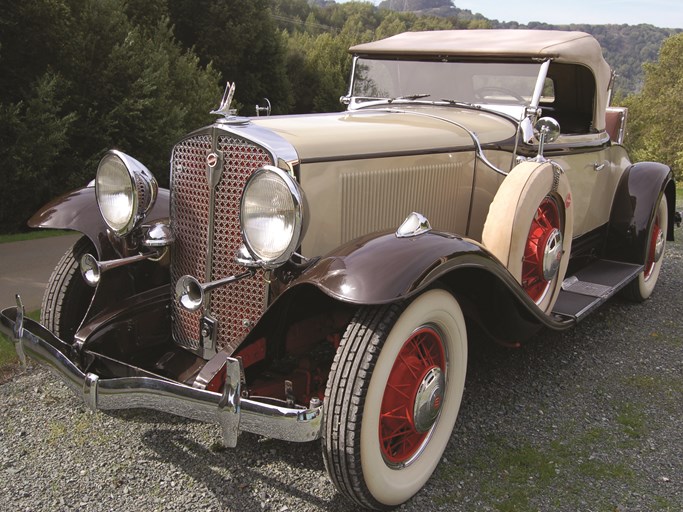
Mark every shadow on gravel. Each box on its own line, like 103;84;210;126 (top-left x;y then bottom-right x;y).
432;256;683;510
140;429;333;510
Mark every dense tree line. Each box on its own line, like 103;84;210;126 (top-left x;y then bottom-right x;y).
625;33;683;178
0;0;220;232
0;0;679;232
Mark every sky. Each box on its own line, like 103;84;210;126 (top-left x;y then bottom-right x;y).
337;1;683;29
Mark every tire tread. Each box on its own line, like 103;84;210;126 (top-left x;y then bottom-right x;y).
322;302;404;510
40;236;95;340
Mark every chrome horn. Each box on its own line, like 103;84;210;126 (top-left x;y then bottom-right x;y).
80;251;163;287
175;270;255;312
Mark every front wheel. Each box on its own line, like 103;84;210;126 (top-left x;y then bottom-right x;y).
40;236;96;341
322;288;467;510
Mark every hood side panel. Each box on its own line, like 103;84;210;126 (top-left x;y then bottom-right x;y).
300;152;475;257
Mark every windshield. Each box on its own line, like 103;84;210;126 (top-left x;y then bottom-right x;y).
351;58;546;110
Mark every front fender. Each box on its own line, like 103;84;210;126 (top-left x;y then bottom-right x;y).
28;185;170;259
290;230;572;331
606;162;675;264
236;230;575;353
294;230;491;304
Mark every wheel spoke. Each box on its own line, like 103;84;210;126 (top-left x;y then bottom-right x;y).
521;197;560;303
380;326;446;464
385;381;413;400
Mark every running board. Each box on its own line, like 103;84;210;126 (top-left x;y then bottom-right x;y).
552;260;643;321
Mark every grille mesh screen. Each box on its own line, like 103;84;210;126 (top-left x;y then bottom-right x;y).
170;133;270;353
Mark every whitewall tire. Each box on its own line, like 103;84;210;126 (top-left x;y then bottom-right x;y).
624;194;668;302
482;161;573;313
322;289;467;510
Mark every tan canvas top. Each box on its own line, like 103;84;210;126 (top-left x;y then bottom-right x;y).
350;30;612;129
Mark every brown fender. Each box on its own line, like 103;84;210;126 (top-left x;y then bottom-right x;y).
251;227;571;338
606;162;675;264
28;185;170;259
293;231;491;304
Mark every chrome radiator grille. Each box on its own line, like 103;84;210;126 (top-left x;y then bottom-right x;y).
170;132;271;354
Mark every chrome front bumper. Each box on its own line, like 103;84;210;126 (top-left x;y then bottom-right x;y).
0;298;322;447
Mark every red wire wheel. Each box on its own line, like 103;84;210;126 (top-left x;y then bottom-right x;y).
323;289;468;508
521;196;562;304
379;326;446;466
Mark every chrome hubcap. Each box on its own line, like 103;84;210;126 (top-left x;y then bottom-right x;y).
412;367;445;433
542;228;563;280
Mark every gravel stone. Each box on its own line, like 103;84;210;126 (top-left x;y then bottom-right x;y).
1;223;681;511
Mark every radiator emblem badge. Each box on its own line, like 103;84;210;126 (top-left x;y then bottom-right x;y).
206;152;218;168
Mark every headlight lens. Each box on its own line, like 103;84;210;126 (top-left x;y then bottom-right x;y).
95;150;157;235
240;165;304;268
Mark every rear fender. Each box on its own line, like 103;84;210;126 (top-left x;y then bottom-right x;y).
606;162;675;264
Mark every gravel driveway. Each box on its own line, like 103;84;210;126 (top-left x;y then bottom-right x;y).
1;228;681;512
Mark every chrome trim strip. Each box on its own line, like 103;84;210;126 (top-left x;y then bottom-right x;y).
204;135;222;285
385;108;510;176
0;307;323;447
211;122;301;169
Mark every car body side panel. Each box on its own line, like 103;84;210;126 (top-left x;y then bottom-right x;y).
466;150;509;242
516;133;623;239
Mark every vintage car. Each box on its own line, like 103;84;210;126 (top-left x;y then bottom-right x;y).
1;29;677;509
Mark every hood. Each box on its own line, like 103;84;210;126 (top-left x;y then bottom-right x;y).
251;106;517;162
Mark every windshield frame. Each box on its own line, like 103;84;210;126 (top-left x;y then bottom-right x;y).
344;55;552;121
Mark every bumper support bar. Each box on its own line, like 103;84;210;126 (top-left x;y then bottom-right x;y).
1;301;322;447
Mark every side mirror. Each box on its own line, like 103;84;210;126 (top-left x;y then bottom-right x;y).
533;117;561;162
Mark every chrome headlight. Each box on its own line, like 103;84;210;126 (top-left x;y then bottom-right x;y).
95;150;158;235
240;165;305;268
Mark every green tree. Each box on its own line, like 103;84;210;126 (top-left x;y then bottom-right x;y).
0;0;219;232
625;33;683;179
168;0;293;115
374;11;407;39
0;74;76;232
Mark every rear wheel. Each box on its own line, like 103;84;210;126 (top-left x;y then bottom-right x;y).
322;289;467;510
623;194;668;302
40;236;96;341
